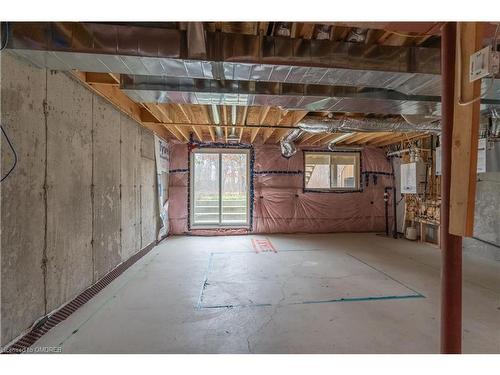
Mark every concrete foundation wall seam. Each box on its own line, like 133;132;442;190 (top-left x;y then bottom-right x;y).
1;52;159;346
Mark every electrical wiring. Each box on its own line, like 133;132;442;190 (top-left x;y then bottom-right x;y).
457;22;499;107
1;125;18;183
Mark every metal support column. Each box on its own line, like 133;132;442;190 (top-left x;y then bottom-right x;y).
440;22;463;354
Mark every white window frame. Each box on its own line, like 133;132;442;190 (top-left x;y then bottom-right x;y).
304;151;361;192
190;148;251;229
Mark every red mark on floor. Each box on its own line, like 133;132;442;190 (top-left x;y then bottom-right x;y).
251;238;277;253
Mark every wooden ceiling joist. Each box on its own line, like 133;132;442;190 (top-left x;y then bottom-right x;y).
208;126;216;142
72;71;171;141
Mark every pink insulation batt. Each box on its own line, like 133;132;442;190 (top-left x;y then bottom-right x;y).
168;142;394;235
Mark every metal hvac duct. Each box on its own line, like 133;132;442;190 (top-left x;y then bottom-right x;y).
1;22;452;98
120;74;445;115
298;116;441;133
279;116;441;157
6;22;499;104
280;128;303;158
327;133;357;150
491;108;500;137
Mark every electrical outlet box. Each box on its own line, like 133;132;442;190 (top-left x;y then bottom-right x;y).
470;46;500;82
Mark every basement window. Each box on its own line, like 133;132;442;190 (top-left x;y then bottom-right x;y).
190;148;250;228
304;151;360;191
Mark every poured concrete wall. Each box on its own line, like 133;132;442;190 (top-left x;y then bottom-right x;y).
45;70;94;312
463;172;500;261
1;52;159;345
0;51;47;348
120;115;142;261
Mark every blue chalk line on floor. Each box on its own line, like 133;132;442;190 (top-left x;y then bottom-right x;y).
196;250;425;310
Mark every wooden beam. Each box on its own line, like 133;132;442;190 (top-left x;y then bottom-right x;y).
250;128;260;143
174;125;191;142
241;106;249;126
334;132;359;144
208;126;216;142
363;132;400;144
310;133;333;145
298;132;317;145
85;72;119;85
262;128;275;143
272;128;290;143
257;22;269;35
369;133;405;146
140;108;160;123
343;132;378;144
259;106;271;125
290;110;309;125
146;122;304;130
238;128;243;143
161;125;183;142
176;104;191;123
191;125;204;142
71;71;170;141
449;22;483;236
152;104;174;123
298;23;315;39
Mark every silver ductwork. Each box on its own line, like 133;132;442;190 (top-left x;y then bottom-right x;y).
491;108;500;137
120;74;446;115
2;22;451;98
298;116;441;133
327;133;356;150
346;28;368;43
6;22;499;109
280;128;303;158
279;116;441;157
119;74;500;115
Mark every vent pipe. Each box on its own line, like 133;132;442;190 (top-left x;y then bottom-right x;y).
346;28;368;43
327;133;356;150
211;104;223;139
280;116;442;157
491;108;500;137
280;129;303;158
298;116;441;133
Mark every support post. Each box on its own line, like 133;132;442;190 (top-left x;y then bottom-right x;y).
449;22;482;236
440;22;463;354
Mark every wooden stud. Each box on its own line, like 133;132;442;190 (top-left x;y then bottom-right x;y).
449;22;483;236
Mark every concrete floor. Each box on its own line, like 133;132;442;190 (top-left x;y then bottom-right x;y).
33;233;500;353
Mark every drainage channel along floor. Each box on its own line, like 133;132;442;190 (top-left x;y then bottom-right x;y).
32;233;500;354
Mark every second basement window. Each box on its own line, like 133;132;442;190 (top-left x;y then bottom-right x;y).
304;151;360;191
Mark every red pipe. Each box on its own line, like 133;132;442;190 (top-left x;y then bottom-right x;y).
440;22;463;354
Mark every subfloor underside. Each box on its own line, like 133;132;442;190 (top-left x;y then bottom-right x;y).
33;233;500;353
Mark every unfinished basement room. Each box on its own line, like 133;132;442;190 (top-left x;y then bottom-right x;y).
1;5;500;367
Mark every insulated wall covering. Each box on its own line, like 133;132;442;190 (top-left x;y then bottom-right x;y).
168;142;393;235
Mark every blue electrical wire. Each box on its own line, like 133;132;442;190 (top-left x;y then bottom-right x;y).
1;125;18;183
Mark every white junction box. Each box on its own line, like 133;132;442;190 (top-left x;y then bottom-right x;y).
469;46;500;82
400;162;427;195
